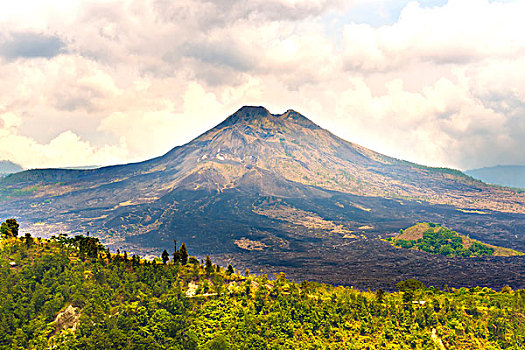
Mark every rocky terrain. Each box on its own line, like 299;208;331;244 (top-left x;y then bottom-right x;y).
1;106;524;289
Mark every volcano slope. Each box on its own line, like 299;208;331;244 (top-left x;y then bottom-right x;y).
1;106;524;290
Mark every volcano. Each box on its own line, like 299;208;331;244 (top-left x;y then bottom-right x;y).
2;106;524;289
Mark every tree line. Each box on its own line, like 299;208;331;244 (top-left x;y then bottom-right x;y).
0;218;524;349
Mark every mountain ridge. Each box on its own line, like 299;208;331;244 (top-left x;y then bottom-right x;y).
1;106;524;289
5;106;522;212
466;165;525;189
0;160;23;175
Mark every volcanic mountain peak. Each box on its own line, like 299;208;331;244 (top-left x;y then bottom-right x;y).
212;106;320;132
4;106;524;214
232;105;270;118
1;106;525;289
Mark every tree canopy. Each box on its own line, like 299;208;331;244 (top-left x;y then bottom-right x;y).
0;229;523;349
0;218;19;238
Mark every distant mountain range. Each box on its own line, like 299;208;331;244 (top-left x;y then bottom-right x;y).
0;161;100;175
466;165;525;189
0;160;23;175
1;106;524;289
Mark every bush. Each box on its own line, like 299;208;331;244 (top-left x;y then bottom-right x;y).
396;279;426;292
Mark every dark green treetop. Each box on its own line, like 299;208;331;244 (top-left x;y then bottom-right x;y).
205;254;213;275
161;249;169;264
396;279;426;292
179;242;188;265
0;218;19;238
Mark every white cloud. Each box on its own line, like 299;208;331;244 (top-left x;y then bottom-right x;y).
0;113;125;168
0;0;524;170
343;0;525;71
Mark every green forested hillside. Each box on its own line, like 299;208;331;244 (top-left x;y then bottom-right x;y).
0;228;524;349
389;223;523;257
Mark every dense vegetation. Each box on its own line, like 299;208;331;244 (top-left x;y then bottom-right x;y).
1;220;524;349
390;223;497;257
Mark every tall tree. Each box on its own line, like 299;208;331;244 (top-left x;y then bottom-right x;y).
132;254;140;266
6;219;19;237
179;243;188;265
173;239;180;263
161;249;169;264
205;254;213;275
375;288;385;303
75;235;101;260
0;218;19;239
23;233;33;247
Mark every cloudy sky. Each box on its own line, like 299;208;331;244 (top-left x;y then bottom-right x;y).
1;0;524;170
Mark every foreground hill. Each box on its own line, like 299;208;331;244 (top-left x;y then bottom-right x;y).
1;234;523;349
1;106;524;289
466;165;525;189
390;223;523;257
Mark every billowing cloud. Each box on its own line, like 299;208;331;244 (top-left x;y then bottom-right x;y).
152;0;345;28
0;0;524;170
342;0;525;72
0;112;126;168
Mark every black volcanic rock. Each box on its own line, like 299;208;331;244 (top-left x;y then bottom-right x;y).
1;106;525;290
